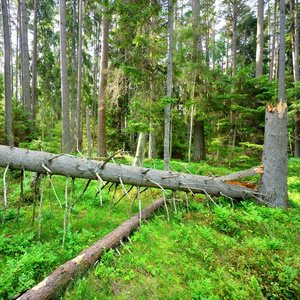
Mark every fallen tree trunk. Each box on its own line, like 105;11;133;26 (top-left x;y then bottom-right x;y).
0;146;257;199
16;197;166;300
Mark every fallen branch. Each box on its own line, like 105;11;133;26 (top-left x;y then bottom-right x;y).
15;197;166;300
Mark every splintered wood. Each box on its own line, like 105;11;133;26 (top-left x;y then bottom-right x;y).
266;99;287;119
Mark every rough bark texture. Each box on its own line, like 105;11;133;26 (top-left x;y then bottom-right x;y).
60;0;72;153
0;146;256;199
256;0;264;77
257;105;289;207
76;0;83;152
269;0;277;80
21;0;31;116
31;0;38;128
258;0;289;208
193;119;206;161
164;0;173;171
97;6;109;157
293;0;300;157
16;197;166;300
1;0;13;146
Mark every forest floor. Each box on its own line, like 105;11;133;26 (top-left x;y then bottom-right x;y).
0;155;300;300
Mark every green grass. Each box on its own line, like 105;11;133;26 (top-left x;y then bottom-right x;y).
0;158;300;299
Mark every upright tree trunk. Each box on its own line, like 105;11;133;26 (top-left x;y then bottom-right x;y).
31;0;38;130
193;119;206;161
60;0;72;153
76;0;83;152
269;0;277;80
21;0;31;117
15;6;19;103
70;0;77;149
2;0;13;146
256;0;264;77
148;120;156;159
97;6;109;157
258;0;289;208
293;0;300;157
86;106;91;158
231;0;237;77
164;0;174;171
134;132;147;167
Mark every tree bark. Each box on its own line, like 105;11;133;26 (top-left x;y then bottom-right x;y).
256;0;264;77
164;0;173;171
231;0;238;77
293;0;300;157
193;119;206;161
134;132;147;167
257;0;289;208
15;197;166;300
21;0;31;117
60;0;72;153
1;0;14;146
148;120;156;159
70;0;77;150
31;0;38;129
0;145;257;199
97;6;109;157
269;0;277;80
76;0;83;152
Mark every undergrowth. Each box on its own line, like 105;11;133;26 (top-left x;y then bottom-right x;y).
0;157;299;299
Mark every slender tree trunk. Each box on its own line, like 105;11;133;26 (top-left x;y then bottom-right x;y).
86;106;91;158
269;0;277;80
70;0;77;150
134;132;147;167
256;0;264;77
21;0;31;117
258;0;289;208
60;0;72;153
93;21;99;152
293;0;300;157
164;0;174;171
2;0;13;146
148;120;156;159
231;0;237;77
32;0;38;130
15;8;19;103
76;0;83;152
97;6;109;157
